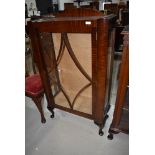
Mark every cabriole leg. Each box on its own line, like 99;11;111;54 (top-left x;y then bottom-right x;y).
107;132;113;140
47;106;55;118
99;126;104;136
32;95;46;123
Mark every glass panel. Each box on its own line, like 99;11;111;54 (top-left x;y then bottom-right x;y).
39;32;60;96
104;29;115;111
53;33;92;114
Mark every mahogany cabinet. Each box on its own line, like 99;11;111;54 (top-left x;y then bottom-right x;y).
28;9;116;136
108;26;129;139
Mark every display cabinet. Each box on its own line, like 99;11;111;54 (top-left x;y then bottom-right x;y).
108;26;129;139
28;8;116;135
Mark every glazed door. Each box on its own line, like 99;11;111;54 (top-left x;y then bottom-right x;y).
38;32;93;117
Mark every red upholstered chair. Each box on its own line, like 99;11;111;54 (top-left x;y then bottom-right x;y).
25;34;46;123
25;74;46;123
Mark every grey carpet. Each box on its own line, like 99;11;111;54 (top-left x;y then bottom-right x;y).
25;97;128;155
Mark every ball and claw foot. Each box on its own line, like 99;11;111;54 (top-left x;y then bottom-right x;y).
41;118;46;124
99;129;104;136
50;111;55;118
47;106;55;118
107;133;113;140
105;114;109;119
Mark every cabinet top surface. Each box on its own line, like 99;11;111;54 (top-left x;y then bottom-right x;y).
31;14;116;23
